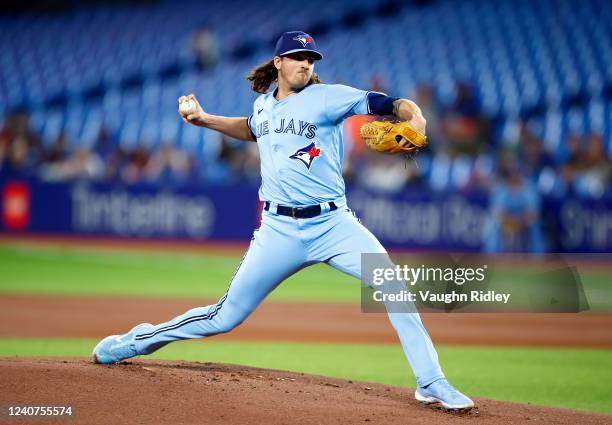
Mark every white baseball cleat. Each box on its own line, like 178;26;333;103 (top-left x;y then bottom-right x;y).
92;323;154;364
415;378;474;411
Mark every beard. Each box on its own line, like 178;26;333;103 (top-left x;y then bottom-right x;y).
290;71;311;89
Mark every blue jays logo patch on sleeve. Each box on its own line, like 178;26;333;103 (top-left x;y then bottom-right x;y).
289;142;321;170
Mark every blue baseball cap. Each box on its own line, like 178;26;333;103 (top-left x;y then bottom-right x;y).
274;31;323;60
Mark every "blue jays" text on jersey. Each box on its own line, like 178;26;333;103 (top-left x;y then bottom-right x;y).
248;84;372;207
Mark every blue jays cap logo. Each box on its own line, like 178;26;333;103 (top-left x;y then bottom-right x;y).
289;142;321;170
274;31;323;60
293;35;313;47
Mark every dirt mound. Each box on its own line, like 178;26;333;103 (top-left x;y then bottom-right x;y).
0;358;608;425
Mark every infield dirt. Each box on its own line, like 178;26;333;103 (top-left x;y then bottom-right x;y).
0;295;610;347
1;357;610;425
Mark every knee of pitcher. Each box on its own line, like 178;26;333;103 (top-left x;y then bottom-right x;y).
215;316;246;334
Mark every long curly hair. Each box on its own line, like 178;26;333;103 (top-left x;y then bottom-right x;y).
246;59;322;94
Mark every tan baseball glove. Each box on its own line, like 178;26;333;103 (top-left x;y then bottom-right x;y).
360;121;427;154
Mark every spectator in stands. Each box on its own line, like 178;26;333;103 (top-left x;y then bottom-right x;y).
571;133;612;198
93;127;116;162
5;136;31;173
485;159;544;253
41;132;69;164
59;148;105;181
452;81;480;118
0;115;16;164
192;27;220;70
191;134;257;184
414;83;446;154
0;137;5;172
192;133;230;184
145;145;193;186
121;145;151;184
443;82;491;157
0;123;13;172
39;135;105;182
368;74;388;94
561;133;597;196
517;122;555;182
0;112;41;174
465;154;496;193
342;114;374;185
38;132;68;181
239;142;261;183
340;75;393;184
221;136;261;183
90;127;128;183
357;151;416;193
561;133;585;184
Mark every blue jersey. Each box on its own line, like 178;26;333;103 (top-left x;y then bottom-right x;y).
490;180;540;217
248;83;371;206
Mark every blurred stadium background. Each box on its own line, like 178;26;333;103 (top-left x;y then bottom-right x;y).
1;0;612;417
0;0;610;252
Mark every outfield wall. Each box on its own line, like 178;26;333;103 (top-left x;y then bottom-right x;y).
1;176;612;252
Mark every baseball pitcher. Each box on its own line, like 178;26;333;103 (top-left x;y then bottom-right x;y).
93;31;474;411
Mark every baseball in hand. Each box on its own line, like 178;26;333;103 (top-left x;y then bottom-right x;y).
179;99;197;117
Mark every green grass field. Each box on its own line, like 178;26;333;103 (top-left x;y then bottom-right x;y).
1;246;610;309
1;244;611;414
0;246;358;302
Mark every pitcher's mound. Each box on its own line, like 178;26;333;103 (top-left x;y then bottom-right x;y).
0;357;607;425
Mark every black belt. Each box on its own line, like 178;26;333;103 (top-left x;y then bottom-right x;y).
264;201;337;219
